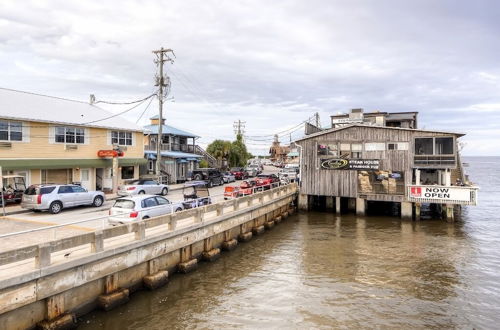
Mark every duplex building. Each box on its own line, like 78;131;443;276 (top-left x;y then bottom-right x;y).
296;109;478;221
0;88;145;192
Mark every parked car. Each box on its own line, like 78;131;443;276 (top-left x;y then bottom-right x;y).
278;168;299;182
222;171;236;183
230;167;247;180
190;168;224;187
117;179;169;197
21;184;105;214
108;195;183;225
255;174;279;190
244;165;260;177
1;175;26;204
182;181;211;209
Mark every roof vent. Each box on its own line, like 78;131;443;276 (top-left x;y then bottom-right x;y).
89;94;96;105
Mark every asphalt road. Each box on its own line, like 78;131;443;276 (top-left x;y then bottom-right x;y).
0;165;280;250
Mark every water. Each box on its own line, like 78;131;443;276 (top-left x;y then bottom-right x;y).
80;157;500;329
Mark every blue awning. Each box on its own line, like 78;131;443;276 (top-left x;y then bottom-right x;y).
146;153;157;160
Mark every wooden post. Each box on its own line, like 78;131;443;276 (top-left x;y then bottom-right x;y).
335;197;341;214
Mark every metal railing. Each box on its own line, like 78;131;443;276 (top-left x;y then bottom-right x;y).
0;182;297;272
414;155;456;167
144;144;196;153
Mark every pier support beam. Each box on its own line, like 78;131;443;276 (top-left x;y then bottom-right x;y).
335;197;341;214
401;202;412;219
348;198;356;212
415;203;421;221
444;204;454;222
356;198;366;216
298;193;309;210
326;196;334;210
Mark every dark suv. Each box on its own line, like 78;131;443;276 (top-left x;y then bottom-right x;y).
190;168;224;187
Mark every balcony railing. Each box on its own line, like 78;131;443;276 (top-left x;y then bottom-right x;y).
407;184;478;206
144;144;196;153
414;155;456;167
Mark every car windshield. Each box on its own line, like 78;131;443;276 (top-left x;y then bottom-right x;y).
113;199;135;209
230;168;241;171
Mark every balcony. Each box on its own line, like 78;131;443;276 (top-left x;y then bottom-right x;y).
407;185;478;206
144;143;195;153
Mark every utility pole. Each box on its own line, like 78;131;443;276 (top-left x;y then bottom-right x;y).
233;120;246;137
153;47;175;181
315;112;321;128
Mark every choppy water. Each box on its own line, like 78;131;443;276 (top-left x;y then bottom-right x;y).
80;157;500;329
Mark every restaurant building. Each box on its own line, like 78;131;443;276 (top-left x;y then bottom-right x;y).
296;109;478;221
0;88;146;192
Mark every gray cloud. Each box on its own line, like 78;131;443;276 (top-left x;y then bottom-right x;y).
0;0;499;155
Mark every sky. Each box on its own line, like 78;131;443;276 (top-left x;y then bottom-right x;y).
1;0;499;155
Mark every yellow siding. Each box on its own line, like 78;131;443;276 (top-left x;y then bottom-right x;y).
0;121;143;159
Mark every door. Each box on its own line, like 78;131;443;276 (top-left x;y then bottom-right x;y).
142;197;160;218
155;196;172;215
80;169;91;191
57;185;76;207
72;185;92;205
145;180;160;194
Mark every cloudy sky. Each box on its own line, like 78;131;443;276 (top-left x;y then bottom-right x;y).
1;0;499;155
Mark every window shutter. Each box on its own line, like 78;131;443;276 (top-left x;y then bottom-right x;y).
107;131;112;146
132;132;136;146
85;128;90;145
48;126;55;144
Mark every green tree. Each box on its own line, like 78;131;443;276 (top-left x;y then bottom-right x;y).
206;135;251;168
198;159;209;168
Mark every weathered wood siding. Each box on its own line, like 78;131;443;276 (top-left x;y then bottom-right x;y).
297;126;459;200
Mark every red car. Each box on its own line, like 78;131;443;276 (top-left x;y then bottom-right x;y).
255;174;279;190
230;167;247;180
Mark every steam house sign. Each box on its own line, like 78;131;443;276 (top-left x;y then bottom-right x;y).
320;159;380;170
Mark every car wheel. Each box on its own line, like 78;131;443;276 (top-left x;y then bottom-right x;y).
161;187;168;196
175;207;182;212
49;201;63;214
142;216;150;220
194;174;203;181
92;196;104;207
138;190;146;195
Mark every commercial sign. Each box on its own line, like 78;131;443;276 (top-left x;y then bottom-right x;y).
97;150;124;158
409;186;472;202
320;159;380;170
331;118;363;124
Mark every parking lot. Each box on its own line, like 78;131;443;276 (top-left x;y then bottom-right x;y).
0;166;280;251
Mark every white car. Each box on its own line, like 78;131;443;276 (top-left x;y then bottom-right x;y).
108;195;184;225
118;179;169;196
222;172;236;183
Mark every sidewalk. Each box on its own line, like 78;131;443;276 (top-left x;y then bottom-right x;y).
1;183;185;217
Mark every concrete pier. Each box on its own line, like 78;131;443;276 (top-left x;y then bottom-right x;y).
401;202;413;219
335;197;341;214
356;198;366;216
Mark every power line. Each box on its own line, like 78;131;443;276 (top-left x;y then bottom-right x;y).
135;96;155;124
94;94;156;105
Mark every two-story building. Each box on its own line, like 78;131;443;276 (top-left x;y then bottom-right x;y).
0;88;146;192
142;115;209;183
296;109;478;221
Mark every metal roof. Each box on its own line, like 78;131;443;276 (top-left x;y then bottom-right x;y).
143;124;199;138
0;87;144;131
144;150;203;159
295;124;465;142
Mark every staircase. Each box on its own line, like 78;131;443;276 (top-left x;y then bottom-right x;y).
194;145;220;168
451;153;466;184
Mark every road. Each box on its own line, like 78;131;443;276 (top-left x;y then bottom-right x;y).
0;166;280;251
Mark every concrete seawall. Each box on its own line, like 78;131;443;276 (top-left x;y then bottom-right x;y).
0;183;297;329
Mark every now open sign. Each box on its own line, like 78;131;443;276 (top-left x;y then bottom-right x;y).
409;185;471;202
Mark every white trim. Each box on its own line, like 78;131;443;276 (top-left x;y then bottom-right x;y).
48;126;55;144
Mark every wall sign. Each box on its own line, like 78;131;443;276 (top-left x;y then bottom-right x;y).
321;159;380;170
409;186;472;202
97;150;124;158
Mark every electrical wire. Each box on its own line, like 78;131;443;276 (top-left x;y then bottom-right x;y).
94;93;156;105
135;94;155;124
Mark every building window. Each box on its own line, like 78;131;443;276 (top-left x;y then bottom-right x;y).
162;135;170;144
56;126;85;144
111;131;133;146
365;142;385;151
388;142;409;150
0;120;23;141
121;166;134;179
435;137;453;155
415;138;433;155
339;143;362;158
317;143;338;156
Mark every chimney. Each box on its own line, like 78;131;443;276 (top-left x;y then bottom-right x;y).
89;94;96;105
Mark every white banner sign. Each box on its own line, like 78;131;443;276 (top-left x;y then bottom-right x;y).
409;186;472;202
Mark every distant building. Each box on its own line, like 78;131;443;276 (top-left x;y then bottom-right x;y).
269;134;290;163
331;108;418;129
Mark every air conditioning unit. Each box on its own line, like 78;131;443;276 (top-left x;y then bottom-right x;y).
0;142;12;149
65;144;78;150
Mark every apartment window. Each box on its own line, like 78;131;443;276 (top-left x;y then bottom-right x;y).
388;142;409;151
161;135;170;144
415;137;454;155
111;131;133;146
0;121;22;141
365;142;385;151
56;127;85;144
